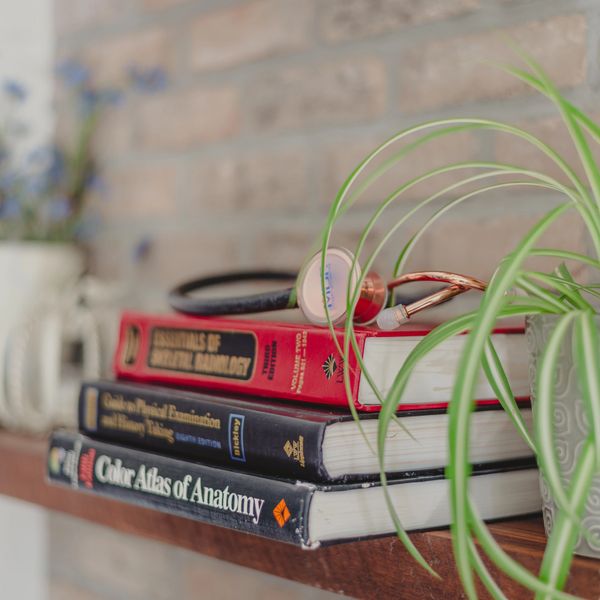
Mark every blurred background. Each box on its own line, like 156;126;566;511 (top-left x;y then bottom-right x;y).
0;0;595;598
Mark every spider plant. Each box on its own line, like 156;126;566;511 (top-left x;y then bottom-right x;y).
317;50;600;599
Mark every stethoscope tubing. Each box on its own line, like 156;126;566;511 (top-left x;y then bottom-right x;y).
168;269;452;318
168;271;297;316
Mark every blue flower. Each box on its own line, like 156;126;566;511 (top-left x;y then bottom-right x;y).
24;174;48;196
128;66;167;93
98;87;124;106
56;60;90;88
79;88;100;114
45;147;66;186
132;236;153;262
27;146;65;187
26;147;49;165
22;146;64;195
0;172;18;194
85;173;108;197
3;79;27;101
0;197;22;218
46;196;71;222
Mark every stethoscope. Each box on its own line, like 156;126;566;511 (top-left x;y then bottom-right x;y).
169;247;487;330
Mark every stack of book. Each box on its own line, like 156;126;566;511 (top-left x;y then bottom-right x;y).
47;311;541;547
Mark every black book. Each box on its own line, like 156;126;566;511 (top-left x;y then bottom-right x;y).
48;430;540;547
79;379;534;482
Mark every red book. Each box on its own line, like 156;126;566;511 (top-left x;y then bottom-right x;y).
114;311;529;412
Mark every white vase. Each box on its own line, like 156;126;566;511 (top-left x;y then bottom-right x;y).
0;242;88;429
0;241;84;319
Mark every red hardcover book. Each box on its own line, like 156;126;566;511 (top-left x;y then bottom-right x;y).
113;311;529;412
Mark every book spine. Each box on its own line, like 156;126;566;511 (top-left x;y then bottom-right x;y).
79;381;331;481
47;430;315;547
113;312;365;409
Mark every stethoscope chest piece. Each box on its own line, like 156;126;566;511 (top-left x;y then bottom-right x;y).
296;247;388;326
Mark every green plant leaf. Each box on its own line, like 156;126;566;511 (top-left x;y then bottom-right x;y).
378;467;441;579
340;176;570;424
481;338;535;450
468;500;579;600
529;249;600;270
340;173;585;423
525;269;600;306
468;537;507;600
536;440;596;599
448;203;573;599
314;54;600;598
516;276;570;313
573;313;600;467
374;302;548;585
497;66;600;148
503;52;600;213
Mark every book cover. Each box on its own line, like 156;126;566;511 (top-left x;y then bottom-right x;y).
48;429;313;546
47;430;539;548
79;379;533;483
80;379;331;481
114;311;527;412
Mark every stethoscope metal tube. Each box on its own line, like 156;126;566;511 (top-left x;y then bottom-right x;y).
376;271;488;330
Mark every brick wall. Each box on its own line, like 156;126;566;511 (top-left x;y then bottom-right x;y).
51;0;597;597
55;0;596;306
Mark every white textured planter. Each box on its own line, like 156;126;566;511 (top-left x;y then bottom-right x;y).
0;242;85;429
526;313;600;559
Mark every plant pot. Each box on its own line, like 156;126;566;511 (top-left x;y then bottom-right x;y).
0;241;85;429
526;313;600;559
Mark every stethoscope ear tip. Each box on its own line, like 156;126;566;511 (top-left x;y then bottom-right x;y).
376;306;409;331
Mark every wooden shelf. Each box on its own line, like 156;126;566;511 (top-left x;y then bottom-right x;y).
0;429;598;599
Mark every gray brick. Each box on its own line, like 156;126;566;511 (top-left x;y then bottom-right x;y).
322;129;477;206
246;58;386;132
93;162;180;220
398;14;587;113
141;0;186;11
81;28;175;86
493;112;600;185
189;145;308;214
319;0;479;43
54;0;130;35
187;0;311;72
135;86;240;151
422;206;589;280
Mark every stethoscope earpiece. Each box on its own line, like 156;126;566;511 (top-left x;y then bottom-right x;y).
377;273;487;330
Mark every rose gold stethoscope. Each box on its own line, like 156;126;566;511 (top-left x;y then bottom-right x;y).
170;246;487;330
293;247;487;330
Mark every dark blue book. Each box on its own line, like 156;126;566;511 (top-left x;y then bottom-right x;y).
79;379;534;482
48;430;540;547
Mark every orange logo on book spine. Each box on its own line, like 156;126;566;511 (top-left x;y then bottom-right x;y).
273;499;291;527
